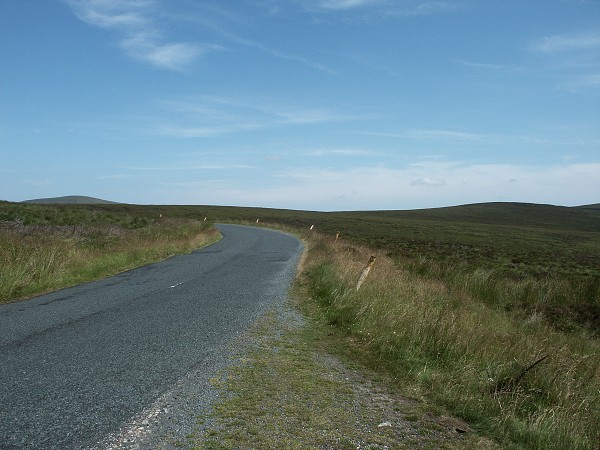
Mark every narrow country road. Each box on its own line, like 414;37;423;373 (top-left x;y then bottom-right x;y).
0;224;303;449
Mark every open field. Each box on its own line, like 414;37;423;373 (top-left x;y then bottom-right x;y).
58;200;598;335
4;200;599;332
2;199;599;448
300;232;599;449
87;201;600;277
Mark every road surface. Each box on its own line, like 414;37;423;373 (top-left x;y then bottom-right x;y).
0;224;302;449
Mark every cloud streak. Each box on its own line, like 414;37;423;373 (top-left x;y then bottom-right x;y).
312;0;384;10
361;129;488;142
532;32;600;53
530;31;600;92
154;96;358;138
66;0;209;71
411;177;446;186
126;164;255;171
304;0;463;16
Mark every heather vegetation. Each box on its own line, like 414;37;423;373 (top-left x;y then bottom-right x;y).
211;202;599;448
187;202;599;337
300;233;599;448
0;201;218;302
3;199;599;447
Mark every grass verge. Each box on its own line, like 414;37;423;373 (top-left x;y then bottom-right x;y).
198;292;494;449
0;211;219;303
301;233;600;449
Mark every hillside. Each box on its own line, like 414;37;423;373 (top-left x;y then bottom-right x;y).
577;203;600;211
23;195;118;205
345;202;600;232
15;199;600;231
5;200;599;279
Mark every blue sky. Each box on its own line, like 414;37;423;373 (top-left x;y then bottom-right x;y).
1;0;599;210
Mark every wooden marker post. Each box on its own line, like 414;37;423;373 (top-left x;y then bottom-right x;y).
356;256;376;291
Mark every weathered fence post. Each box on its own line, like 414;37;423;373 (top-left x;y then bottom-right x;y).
356;255;376;291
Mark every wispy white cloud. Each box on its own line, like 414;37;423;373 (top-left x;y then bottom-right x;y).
360;129;600;148
195;20;334;74
120;38;216;71
157;123;262;138
362;129;487;142
66;0;210;71
529;31;600;92
304;0;462;15
404;129;487;141
411;177;445;186
562;73;600;92
56;95;358;140
276;108;351;124
304;148;376;156
312;0;384;10
183;161;600;211
456;59;521;72
384;1;464;16
70;0;155;28
154;96;357;138
126;164;254;171
95;174;131;180
532;32;600;53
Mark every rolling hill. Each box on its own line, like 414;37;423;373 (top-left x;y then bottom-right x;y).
23;195;119;205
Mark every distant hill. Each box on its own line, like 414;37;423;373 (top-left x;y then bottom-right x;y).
576;203;600;211
346;202;600;232
23;196;119;205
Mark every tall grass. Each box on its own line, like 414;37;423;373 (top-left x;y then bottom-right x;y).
404;256;600;336
303;235;600;449
0;218;219;303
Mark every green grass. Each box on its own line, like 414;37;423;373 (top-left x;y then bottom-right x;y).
155;201;598;336
110;200;600;279
0;201;219;302
199;307;488;449
3;199;599;447
3;199;597;333
301;234;600;449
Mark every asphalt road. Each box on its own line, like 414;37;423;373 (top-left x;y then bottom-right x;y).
0;224;303;449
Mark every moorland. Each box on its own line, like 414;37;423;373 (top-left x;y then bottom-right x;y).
1;198;598;448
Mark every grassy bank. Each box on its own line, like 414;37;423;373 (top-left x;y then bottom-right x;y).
303;232;600;449
0;202;219;303
200;305;489;449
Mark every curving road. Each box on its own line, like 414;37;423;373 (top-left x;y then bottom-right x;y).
0;224;302;449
